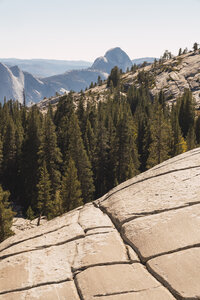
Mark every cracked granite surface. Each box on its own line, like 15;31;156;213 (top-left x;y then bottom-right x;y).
1;148;200;299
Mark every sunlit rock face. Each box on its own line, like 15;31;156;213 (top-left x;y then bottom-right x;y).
1;147;200;299
91;47;133;73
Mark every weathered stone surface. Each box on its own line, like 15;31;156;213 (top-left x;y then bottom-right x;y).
11;216;47;235
97;287;175;300
98;148;200;226
122;204;200;261
0;281;80;300
1;148;200;299
75;264;174;300
0;222;84;259
0;208;80;252
0;245;73;294
73;231;128;271
78;203;114;232
147;248;200;299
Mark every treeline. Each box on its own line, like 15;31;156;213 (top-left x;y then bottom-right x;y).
0;85;200;242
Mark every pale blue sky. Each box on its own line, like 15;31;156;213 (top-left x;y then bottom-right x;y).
0;0;199;61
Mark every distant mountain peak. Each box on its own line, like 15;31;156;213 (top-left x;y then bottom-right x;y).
91;47;132;73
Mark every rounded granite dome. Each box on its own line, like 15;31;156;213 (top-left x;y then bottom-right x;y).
105;47;132;67
0;148;200;299
91;47;133;74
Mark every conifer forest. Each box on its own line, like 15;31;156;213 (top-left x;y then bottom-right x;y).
0;66;199;242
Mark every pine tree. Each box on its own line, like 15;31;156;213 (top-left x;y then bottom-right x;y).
26;206;35;220
94;117;109;197
187;126;196;150
115;107;139;183
178;89;195;138
38;110;62;196
147;101;171;169
0;186;15;242
193;42;198;51
137;115;151;171
83;118;96;164
37;162;53;220
77;97;86;134
106;115;118;190
171;104;187;155
195;115;200;145
67;113;94;202
61;157;83;212
107;66;120;88
2;117;17;195
20;106;43;210
53;190;63;216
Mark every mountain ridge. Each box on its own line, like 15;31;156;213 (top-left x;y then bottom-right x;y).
0;47;133;104
38;50;200;111
0;58;92;77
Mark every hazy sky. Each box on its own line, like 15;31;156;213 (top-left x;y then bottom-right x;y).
0;0;200;61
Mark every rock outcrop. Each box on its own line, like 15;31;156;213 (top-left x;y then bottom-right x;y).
124;51;200;106
91;47;133;73
151;52;200;105
1;148;200;299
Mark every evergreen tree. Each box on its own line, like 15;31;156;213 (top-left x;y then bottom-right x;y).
2;117;17;195
83;118;96;164
137;115;151;171
26;206;35;220
171;104;187;155
38;110;62;196
0;186;15;242
187;126;196;150
77;97;86;134
107;66;120;88
20;106;43;210
195;115;200;145
115;107;139;183
178;89;195;138
67;113;95;202
106;115;118;190
147;101;171;169
61;157;83;212
193;42;198;51
53;190;63;216
94;116;110;197
37;162;53;220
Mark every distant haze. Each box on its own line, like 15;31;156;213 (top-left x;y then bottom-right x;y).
0;59;92;77
0;0;199;61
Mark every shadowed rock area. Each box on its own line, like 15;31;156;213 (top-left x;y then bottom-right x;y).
1;148;200;299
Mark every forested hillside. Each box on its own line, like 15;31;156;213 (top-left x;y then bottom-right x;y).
0;64;200;242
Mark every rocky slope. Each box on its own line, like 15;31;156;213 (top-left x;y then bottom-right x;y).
38;50;200;111
0;147;200;299
124;51;200;106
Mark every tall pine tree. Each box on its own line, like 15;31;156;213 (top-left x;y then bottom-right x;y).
61;157;83;212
